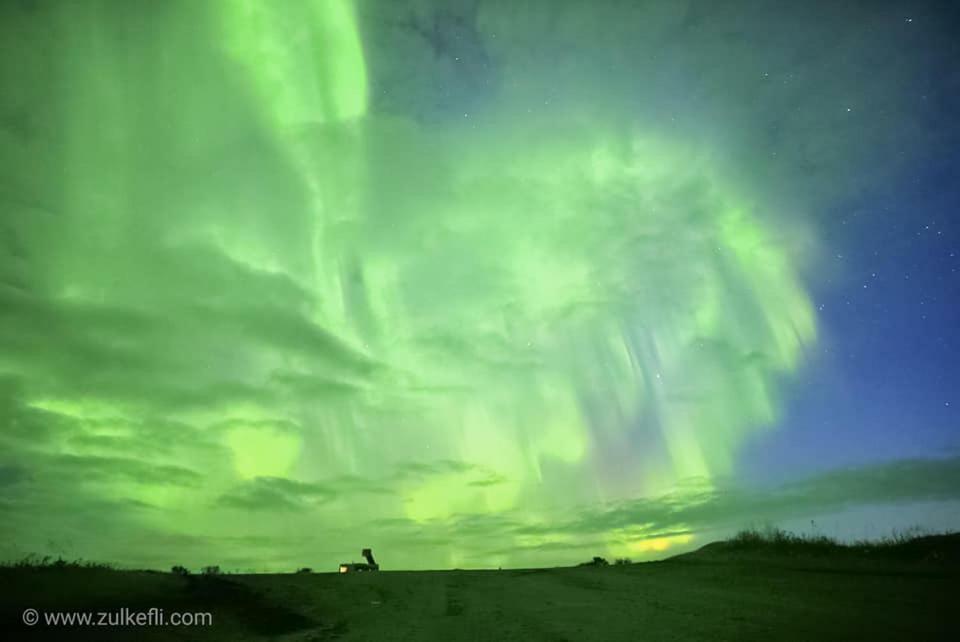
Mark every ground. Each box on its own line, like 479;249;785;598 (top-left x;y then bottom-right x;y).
2;538;956;641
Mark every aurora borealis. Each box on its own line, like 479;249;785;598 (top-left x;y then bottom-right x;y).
2;1;959;571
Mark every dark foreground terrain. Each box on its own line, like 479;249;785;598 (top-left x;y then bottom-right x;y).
3;534;958;641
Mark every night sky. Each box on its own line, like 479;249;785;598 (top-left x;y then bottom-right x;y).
1;0;958;571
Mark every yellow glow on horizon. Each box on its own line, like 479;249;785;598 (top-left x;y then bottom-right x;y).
629;534;694;554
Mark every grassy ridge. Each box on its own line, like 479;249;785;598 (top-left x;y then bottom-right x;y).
691;527;960;565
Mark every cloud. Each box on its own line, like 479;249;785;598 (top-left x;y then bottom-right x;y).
216;459;511;512
0;465;27;487
393;460;478;478
1;0;956;571
218;477;334;512
254;455;953;567
433;456;960;547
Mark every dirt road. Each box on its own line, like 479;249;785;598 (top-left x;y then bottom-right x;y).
4;556;954;640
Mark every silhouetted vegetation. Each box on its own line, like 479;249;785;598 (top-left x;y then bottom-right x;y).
729;526;838;552
713;526;960;564
579;556;610;567
202;565;222;575
614;557;632;565
730;525;916;551
171;565;191;576
1;554;111;570
296;567;312;574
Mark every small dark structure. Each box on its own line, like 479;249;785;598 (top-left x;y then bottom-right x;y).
339;548;379;573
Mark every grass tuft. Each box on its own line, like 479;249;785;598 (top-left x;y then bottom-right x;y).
0;554;113;570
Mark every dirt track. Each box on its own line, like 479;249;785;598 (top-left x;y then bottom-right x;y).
4;554;955;641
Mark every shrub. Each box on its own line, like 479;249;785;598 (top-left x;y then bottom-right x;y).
579;556;609;567
614;558;632;565
201;565;221;576
171;565;190;576
296;567;312;574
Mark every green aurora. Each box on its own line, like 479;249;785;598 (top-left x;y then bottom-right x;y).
0;1;949;570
